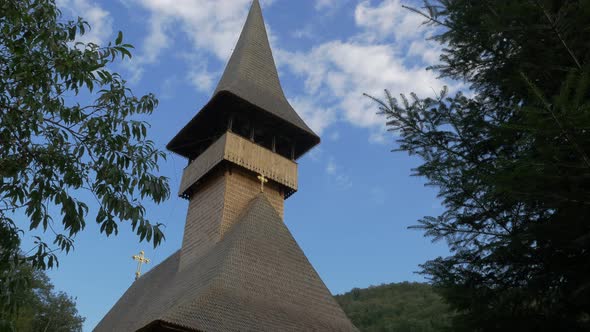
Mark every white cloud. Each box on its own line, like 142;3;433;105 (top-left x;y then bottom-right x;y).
274;0;454;143
188;66;215;93
278;40;447;137
125;16;172;83
306;147;323;162
126;0;279;82
328;131;340;141
326;158;337;174
124;0;452;143
142;16;171;64
355;0;424;42
408;39;441;66
159;76;178;100
57;0;113;45
335;174;353;189
131;0;249;58
292;25;314;40
289;97;336;136
325;157;352;189
315;0;339;11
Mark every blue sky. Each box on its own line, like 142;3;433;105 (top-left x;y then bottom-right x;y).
32;0;458;330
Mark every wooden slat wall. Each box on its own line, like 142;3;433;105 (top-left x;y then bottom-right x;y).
179;132;298;197
178;135;227;196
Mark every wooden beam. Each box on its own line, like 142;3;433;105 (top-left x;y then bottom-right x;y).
291;142;296;160
227;113;234;132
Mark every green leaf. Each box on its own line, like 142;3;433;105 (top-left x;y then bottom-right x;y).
115;31;123;45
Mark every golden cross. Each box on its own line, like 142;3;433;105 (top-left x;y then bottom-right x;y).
132;250;150;281
257;174;268;192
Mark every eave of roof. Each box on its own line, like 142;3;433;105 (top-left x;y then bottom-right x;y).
167;0;320;160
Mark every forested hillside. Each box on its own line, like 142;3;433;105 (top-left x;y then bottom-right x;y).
336;282;452;332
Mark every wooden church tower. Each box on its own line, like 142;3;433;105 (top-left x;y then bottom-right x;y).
95;1;358;331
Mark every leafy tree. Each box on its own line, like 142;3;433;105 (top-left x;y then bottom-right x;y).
1;0;169;318
368;0;590;330
336;282;452;332
0;260;84;331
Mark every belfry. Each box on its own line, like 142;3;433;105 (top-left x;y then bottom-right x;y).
95;1;358;331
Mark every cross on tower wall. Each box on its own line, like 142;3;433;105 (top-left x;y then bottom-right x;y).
179;166;284;270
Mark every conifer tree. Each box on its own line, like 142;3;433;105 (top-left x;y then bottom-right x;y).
368;1;590;330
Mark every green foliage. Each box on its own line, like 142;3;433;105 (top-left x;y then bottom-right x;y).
0;261;84;331
336;282;452;332
0;0;169;319
368;0;590;330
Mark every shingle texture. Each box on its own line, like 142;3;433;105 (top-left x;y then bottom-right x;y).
167;0;320;160
179;167;285;270
213;0;315;136
94;194;358;332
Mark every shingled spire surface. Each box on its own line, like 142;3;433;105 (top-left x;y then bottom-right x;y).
167;0;319;160
215;0;312;133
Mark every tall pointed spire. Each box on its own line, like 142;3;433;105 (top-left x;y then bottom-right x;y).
215;0;282;97
215;0;308;132
167;0;319;161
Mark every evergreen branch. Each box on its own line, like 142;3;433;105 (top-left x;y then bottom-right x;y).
512;190;590;206
401;5;453;29
520;72;590;169
532;0;582;70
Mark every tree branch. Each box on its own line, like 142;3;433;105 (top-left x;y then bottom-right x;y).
532;0;582;70
402;5;453;29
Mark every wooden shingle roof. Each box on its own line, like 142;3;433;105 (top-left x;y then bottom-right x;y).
167;0;320;160
214;0;315;136
94;194;358;332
